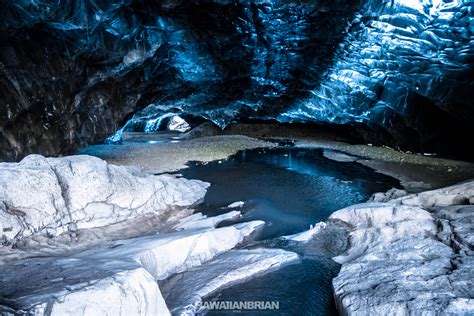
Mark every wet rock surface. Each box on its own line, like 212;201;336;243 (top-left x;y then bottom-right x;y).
331;181;474;315
1;0;473;160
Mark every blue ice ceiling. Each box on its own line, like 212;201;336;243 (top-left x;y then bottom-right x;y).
0;0;473;160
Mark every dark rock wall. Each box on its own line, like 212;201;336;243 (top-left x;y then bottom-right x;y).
0;0;473;160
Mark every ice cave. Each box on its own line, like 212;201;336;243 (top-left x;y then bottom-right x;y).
1;0;473;315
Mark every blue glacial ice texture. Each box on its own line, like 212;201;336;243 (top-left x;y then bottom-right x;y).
279;0;474;129
1;0;474;160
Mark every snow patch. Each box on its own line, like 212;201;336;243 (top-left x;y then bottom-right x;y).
75;221;265;280
0;257;170;316
0;155;208;246
282;222;327;242
225;201;245;209
161;248;299;315
175;211;241;230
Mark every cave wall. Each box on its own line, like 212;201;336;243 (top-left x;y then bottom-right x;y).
0;0;473;161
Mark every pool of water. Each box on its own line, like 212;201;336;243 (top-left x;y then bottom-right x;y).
181;147;399;239
179;147;400;315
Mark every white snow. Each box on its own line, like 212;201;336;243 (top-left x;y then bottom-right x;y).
330;180;474;315
0;154;295;316
390;180;474;207
0;154;208;245
0;257;170;316
0;220;266;315
174;211;241;230
75;221;265;280
282;222;327;242
161;248;299;315
225;201;245;208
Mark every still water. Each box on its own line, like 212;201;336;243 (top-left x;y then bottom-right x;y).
180;148;399;315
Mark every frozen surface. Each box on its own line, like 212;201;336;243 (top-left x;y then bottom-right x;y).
282;222;327;242
174;211;241;231
161;249;299;315
0;155;208;246
0;257;169;316
1;0;473;160
75;220;265;280
0;218;265;315
225;201;245;209
331;180;474;315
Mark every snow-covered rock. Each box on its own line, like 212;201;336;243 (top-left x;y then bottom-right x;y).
161;248;299;315
0;257;169;316
330;180;474;315
282;222;327;242
225;201;245;209
75;221;265;280
0;155;208;246
391;180;474;207
174;211;241;231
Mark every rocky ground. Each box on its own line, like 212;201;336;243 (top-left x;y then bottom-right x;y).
81;124;474;192
80;133;276;174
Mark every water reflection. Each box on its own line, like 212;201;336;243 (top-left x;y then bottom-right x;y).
182;148;400;240
180;148;399;315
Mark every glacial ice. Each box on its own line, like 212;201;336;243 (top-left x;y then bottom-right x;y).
167;116;191;133
0;154;208;246
74;221;265;281
331;180;474;315
2;0;473;159
0;257;170;316
161;248;300;315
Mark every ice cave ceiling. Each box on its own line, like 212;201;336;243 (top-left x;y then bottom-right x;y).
0;0;473;160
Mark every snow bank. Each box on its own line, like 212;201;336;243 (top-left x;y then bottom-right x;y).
75;221;265;280
0;155;208;245
330;180;474;315
174;211;241;230
225;201;245;209
0;219;265;315
282;222;327;242
161;248;299;315
0;257;169;316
